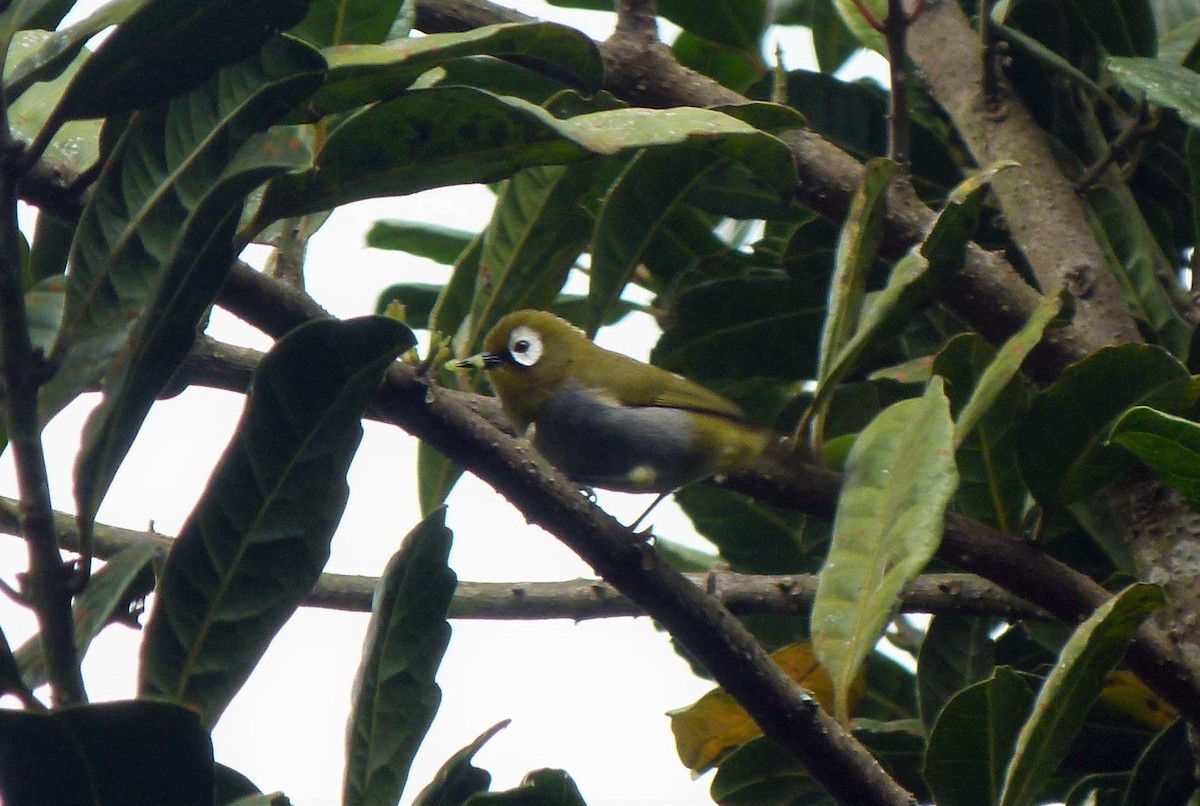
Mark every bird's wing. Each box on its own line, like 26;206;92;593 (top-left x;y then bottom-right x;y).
651;374;747;420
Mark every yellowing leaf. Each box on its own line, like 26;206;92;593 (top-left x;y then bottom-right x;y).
668;642;857;773
1098;670;1178;729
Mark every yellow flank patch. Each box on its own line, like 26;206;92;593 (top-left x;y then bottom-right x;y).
627;465;658;488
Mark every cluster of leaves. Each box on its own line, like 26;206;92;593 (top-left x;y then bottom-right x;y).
1;0;1200;804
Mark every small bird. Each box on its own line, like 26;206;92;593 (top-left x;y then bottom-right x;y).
456;310;771;494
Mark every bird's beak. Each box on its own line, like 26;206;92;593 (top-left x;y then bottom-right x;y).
448;352;503;372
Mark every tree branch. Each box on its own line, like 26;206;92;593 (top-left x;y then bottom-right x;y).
0;499;1053;621
0;99;85;705
210;264;1200;728
906;1;1141;348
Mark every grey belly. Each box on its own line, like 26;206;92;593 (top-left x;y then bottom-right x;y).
533;384;702;492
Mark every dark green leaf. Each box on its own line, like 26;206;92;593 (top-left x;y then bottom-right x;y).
999;584;1165;806
367;221;475;265
70;38;324;567
709;737;828;805
1017;344;1195;506
467;162;601;348
672;30;764;93
917;615;997;733
375;283;447;325
6;30;101;173
811;379;958;723
0;0;77;37
1084;186;1191;356
1068;0;1157;56
308;23;604;117
1109;56;1200;127
52;0;312;120
26;213;73;287
924;667;1034;806
1110;405;1200;509
290;0;407;47
675;485;822;574
651;275;827;381
1122;719;1196;805
465;769;587;805
589;136;796;330
807;165;1002;428
344;509;457;806
411;721;509;806
417;443;464;516
257;87;792;225
0;701;213;806
139;316;415;727
933;334;1031;533
16;541;157;690
0;623;32;706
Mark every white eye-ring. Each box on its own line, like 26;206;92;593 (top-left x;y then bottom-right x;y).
508;325;543;367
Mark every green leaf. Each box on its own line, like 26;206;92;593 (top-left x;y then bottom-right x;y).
0;701;213;806
675;485;822;574
0;0;77;37
417;443;463;516
375;283;448;325
465;769;587;805
917;615;997;733
1110;405;1200;508
6;30;101;174
651;275;827;381
344;509;457;806
0;623;32;706
26;212;73;287
16;541;157;690
411;721;509;806
808;158;897;442
803;166;1001;445
308;23;604;118
435;233;485;356
72;37;325;578
709;736;827;804
256;87;794;222
999;584;1165;806
1069;0;1157;56
923;667;1035;806
819;158;897;384
933;335;1030;533
467;162;601;348
1122;719;1196;805
1017;344;1195;506
367;221;475;264
1084;185;1191;356
589;130;797;330
672;30;764;93
811;378;958;723
1108;56;1200;127
139;316;415;727
953;291;1066;447
833;0;886;54
290;0;407;47
51;0;312;121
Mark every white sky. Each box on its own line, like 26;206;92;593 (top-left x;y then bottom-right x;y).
0;3;887;804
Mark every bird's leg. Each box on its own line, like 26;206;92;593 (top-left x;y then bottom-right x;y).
627;492;669;532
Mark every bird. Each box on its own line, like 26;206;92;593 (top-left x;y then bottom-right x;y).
455;309;771;495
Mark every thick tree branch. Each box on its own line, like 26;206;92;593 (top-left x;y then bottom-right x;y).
906;1;1141;347
219;275;913;803
211;265;1200;733
413;0;1092;384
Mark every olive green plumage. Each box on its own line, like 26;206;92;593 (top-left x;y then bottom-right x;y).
458;310;770;493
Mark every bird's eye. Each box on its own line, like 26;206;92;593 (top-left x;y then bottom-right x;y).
508;326;543;367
